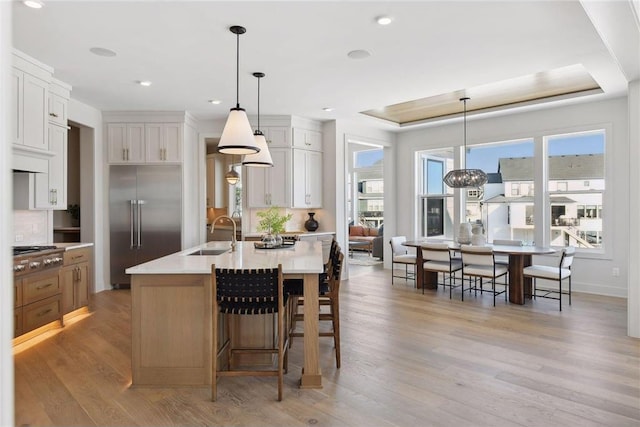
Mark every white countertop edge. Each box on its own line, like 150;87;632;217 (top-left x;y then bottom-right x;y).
126;240;324;275
243;231;335;238
55;242;94;251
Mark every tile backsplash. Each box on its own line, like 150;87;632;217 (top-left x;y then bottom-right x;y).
13;210;49;245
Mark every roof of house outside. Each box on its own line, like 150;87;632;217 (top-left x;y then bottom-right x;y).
485;195;576;204
498;154;604;181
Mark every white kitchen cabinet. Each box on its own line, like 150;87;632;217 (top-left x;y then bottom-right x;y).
145;123;182;163
292;149;323;208
48;85;68;127
14;125;67;210
108;122;181;164
263;126;290;148
293;127;322;152
107;123;145;163
13;71;49;151
246;148;291;208
33;124;68;209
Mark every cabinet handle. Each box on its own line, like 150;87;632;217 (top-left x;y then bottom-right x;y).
305;142;311;146
126;148;130;161
50;112;58;118
37;308;53;317
53;189;58;205
36;282;53;290
122;148;126;161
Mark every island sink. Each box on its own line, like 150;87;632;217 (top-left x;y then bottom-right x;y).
187;248;230;256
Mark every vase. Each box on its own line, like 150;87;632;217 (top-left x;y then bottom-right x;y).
261;233;277;247
457;222;472;244
471;224;486;245
304;212;319;232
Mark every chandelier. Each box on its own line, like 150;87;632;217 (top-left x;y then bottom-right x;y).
443;97;488;188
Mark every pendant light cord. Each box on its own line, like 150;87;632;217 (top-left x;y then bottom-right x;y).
257;76;260;131
462;97;469;170
235;32;240;109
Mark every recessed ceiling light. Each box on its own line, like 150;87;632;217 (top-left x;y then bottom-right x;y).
322;107;334;112
376;15;393;26
208;99;222;105
347;49;371;60
90;47;117;57
23;0;43;9
138;81;152;87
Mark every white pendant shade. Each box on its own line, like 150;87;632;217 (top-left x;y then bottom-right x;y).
217;108;261;155
242;132;273;167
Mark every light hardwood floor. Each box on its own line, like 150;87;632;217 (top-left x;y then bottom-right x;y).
14;264;640;426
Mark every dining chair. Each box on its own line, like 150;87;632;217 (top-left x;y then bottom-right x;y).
421;243;462;298
492;239;523;266
389;236;417;285
523;246;575;311
211;264;289;401
460;245;508;306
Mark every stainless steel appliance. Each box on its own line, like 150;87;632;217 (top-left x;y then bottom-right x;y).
109;165;182;288
13;246;65;276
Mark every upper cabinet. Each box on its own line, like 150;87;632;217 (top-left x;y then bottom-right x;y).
262;126;290;148
245;119;323;209
107;123;145;163
12;51;71;211
246;149;291;208
292;149;323;208
145;123;182;163
12;50;52;166
105;113;188;164
292;127;322;151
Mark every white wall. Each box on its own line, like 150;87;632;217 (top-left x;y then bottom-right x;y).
628;80;640;337
0;2;14;424
68;98;105;291
322;119;396;277
397;97;630;298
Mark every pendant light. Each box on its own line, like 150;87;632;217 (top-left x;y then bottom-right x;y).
225;165;240;185
443;97;488;188
217;25;260;155
242;72;273;167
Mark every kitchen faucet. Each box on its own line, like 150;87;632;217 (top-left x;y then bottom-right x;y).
210;215;238;252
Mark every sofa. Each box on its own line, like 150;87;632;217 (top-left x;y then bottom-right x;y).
349;224;384;259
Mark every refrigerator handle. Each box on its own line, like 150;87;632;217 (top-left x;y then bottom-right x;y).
137;200;145;248
130;200;136;249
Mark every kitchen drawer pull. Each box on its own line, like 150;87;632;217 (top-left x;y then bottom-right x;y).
37;308;53;317
36;283;54;290
50;112;58;118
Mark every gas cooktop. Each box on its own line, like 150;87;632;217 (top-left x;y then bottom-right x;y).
13;245;58;256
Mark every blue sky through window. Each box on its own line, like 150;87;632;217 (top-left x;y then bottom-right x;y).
467;133;604;173
355;149;383;168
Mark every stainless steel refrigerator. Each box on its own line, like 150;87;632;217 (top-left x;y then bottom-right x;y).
109;165;182;288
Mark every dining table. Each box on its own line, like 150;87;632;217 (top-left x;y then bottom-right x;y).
403;240;555;304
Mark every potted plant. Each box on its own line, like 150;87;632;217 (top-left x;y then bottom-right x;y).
67;204;80;227
256;206;292;246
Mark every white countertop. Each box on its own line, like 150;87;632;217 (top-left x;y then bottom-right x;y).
55;242;94;251
126;240;324;275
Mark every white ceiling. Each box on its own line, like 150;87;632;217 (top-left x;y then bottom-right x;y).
11;1;633;131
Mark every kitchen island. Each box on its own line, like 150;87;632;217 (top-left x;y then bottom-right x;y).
126;240;325;389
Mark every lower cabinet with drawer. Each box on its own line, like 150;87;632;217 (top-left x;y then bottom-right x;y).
60;247;91;315
14;270;63;338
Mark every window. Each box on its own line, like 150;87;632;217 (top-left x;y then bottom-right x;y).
419;153;454;238
547;130;605;249
415;130;606;252
466;139;535;243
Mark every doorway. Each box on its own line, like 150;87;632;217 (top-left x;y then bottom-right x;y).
346;141;384;273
